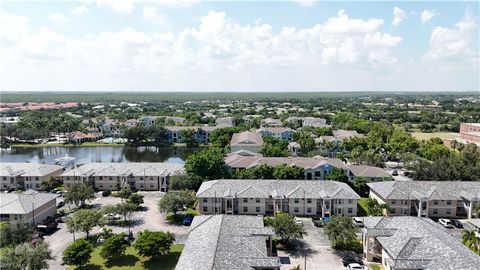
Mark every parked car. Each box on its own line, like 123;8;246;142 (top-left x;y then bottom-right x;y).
352;217;364;227
182;214;194;226
312;217;325;227
450;219;463;228
439;218;454;229
392;170;399;176
342;255;362;267
346;263;368;270
294;217;303;226
104;213;121;221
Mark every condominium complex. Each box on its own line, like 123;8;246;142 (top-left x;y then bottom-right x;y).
362;216;480;270
225;152;391;182
460;123;480;144
176;215;280;270
0;191;58;225
62;163;184;191
256;127;295;141
196;179;360;217
368;181;480;219
0;163;64;191
286;116;329;128
230;131;264;153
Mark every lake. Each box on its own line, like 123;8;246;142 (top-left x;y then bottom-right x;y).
0;146;202;168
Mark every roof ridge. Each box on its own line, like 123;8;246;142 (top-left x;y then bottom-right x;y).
211;215;227;269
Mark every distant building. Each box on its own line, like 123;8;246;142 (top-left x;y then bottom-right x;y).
196;180;360;217
165;126;219;144
175;215;280;270
69;131;102;144
362;216;480;270
62;163;184;192
260;118;283;127
256;127;294;141
286;116;329;128
460;123;480;144
0;116;19;125
0;191;58;225
230;131;263;153
140;116;186;126
332;129;363;141
368;181;480;219
0;163;64;191
215;117;234;127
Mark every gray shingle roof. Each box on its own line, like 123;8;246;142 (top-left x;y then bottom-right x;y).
196;179;360;199
61;163;184;177
230;131;263;146
362;216;480;270
0;163;64;177
349;165;391;178
367;181;480;200
175;215;280;270
0;191;58;214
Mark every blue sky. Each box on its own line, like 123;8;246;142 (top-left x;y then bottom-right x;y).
0;1;478;92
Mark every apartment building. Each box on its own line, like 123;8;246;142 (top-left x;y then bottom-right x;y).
0;191;58;225
256;127;295;141
165;126;220;144
62;163;184;191
225;152;391;182
230;131;264;153
196;179;360;218
362;216;480;270
260;118;283;127
460;123;480;144
286;116;329;128
0;163;64;191
176;215;280;270
215;117;234;127
368;181;480;219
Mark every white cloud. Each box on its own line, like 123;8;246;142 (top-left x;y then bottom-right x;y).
421;10;436;24
86;0;198;13
0;11;29;42
392;6;406;26
143;6;170;28
293;0;316;7
49;13;67;25
424;12;478;65
72;6;89;15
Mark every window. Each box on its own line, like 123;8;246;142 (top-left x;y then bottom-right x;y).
307;199;312;204
66;177;70;180
390;208;396;214
348;199;353;204
294;199;299;203
140;177;144;180
243;207;248;212
338;199;342;204
391;200;396;205
203;207;208;212
307;207;312;213
256;207;261;212
99;185;103;188
315;171;321;177
446;200;451;205
256;198;260;203
140;184;144;188
99;176;103;180
403;209;408;215
2;177;5;180
294;207;299;213
35;184;39;188
109;177;113;180
337;208;342;214
203;198;208;203
243;198;248;203
433;209;438;215
35;177;39;181
348;208;353;214
150;184;154;188
433;201;438;205
446;209;451;215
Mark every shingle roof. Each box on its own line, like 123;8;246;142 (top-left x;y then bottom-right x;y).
61;163;184;177
362;216;480;270
256;127;294;134
0;191;58;214
0;163;64;177
349;165;391;178
367;181;480;200
332;129;363;141
175;215;280;270
196;179;360;199
230;131;263;146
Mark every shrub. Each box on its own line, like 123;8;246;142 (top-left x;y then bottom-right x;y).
102;190;111;197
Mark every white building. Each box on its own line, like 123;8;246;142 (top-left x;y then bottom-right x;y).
0;163;64;191
0;191;58;225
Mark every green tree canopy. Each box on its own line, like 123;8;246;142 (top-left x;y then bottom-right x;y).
66;209;102;238
158;191;196;217
134;230;175;258
62;239;94;268
324;216;357;248
100;233;130;263
0;241;53;270
185;147;228;180
64;182;96;207
266;213;306;243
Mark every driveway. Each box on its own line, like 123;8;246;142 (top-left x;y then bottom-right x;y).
45;191;190;269
277;218;345;270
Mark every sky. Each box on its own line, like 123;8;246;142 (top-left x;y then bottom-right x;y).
0;0;478;92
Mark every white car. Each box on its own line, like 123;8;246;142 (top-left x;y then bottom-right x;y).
346;263;368;270
439;218;454;228
104;213;121;220
294;217;303;226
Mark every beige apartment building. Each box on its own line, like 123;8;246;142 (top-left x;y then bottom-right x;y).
368;181;480;219
196;179;360;218
62;163;184;191
0;191;58;225
0;163;64;191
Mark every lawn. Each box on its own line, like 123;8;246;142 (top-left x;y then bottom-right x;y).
370;264;382;270
69;244;184;270
357;198;369;217
410;132;458;141
166;208;199;225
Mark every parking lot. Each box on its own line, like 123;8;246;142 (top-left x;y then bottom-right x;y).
44;191;190;270
277;217;346;270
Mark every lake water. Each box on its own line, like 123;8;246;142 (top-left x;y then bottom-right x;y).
0;146;201;168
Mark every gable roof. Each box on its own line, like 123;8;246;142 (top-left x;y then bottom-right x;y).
0;163;64;177
230;131;263;146
62;163;184;177
349;165;391;178
0;192;58;214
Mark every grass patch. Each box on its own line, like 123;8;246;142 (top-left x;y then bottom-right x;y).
410;132;458;141
357;198;369;217
166;208;199;225
370;264;381;270
69;244;183;270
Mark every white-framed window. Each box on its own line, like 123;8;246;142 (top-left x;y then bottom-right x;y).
243;207;248;212
294;207;299;213
256;207;260;212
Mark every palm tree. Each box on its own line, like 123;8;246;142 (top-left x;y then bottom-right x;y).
474;203;480;218
462;230;480;255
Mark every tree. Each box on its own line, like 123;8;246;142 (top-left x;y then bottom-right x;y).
0;241;53;270
185;147;228;180
134;230;175;258
168;174;203;191
366;198;389;216
325;168;348;183
64;183;95;207
158;191;196;217
40;176;62;192
353;177;368;197
266;213;306;243
63;239;93;268
119;187;132;202
324;216;357;248
66;209;102;238
260;136;289;157
128;193;144;206
100;233;130;263
272;165;304;180
0;222;33;248
115;202;138;222
474;203;480;218
462;230;480;255
180;129;197;146
293;131;316;155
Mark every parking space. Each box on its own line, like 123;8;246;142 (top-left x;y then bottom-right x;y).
277;217;345;270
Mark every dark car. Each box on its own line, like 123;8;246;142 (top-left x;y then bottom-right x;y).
451;219;463;228
312;217;324;227
342;255;362;267
57;201;65;208
182;214;194;226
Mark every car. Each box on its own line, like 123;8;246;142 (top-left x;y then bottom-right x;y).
342;255;362;267
294;217;303;225
346;263;368;270
352;217;364;227
313;218;325;227
57;201;65;208
439;218;454;229
182;214;194;226
392;170;399;176
104;213;121;221
450;219;463;228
